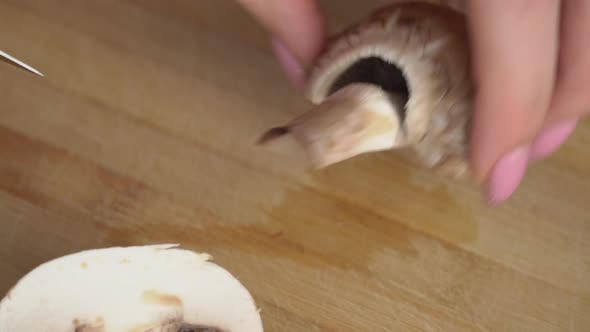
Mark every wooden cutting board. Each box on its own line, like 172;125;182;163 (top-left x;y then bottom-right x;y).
0;1;588;331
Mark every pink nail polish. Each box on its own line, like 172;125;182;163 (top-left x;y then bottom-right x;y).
486;146;530;206
271;36;305;89
530;120;577;161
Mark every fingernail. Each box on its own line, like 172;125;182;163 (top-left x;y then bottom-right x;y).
271;36;305;89
530;120;577;161
486;146;530;206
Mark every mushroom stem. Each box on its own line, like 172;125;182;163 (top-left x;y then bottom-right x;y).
259;83;408;168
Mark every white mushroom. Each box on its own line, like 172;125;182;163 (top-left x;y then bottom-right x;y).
0;244;264;332
260;2;473;178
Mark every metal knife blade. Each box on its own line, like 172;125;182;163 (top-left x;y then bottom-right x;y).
0;49;44;77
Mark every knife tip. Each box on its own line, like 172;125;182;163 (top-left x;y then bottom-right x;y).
0;49;44;77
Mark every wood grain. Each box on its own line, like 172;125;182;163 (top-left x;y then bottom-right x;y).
0;1;588;331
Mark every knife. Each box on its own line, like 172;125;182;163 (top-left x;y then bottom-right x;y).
0;49;44;77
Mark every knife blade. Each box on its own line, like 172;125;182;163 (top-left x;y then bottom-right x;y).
0;49;44;77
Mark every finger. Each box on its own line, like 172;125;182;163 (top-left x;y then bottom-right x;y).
465;0;561;205
237;0;325;66
270;36;308;88
545;0;590;123
530;118;577;161
530;0;590;161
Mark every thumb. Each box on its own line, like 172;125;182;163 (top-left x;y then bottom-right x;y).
237;0;325;86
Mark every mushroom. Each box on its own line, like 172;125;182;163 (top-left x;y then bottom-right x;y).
0;244;264;332
259;1;473;178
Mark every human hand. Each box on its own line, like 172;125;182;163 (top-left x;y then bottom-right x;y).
236;0;325;89
238;0;589;206
465;0;587;206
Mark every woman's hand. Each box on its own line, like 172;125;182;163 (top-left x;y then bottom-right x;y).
236;0;325;88
466;0;587;205
238;0;589;206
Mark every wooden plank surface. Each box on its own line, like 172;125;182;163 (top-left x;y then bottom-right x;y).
0;1;588;331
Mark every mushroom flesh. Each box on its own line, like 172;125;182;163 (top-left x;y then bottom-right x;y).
0;244;264;332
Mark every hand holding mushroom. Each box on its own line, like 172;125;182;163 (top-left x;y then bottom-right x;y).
239;0;590;206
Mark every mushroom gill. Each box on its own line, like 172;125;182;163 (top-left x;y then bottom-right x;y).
260;2;474;178
329;56;411;121
0;244;264;332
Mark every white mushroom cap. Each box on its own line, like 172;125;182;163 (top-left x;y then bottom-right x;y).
0;244;264;332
